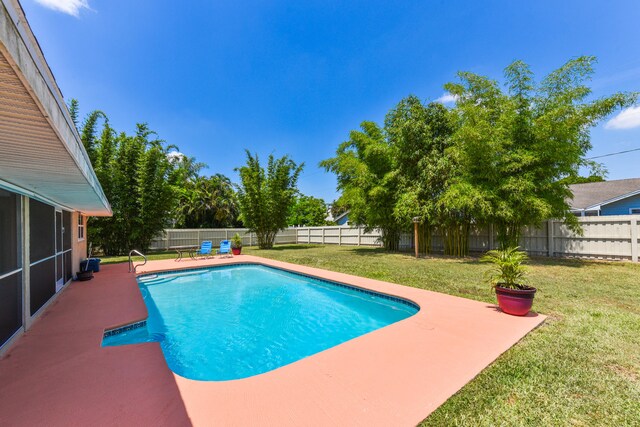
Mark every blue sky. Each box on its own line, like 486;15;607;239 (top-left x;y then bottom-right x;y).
23;0;640;202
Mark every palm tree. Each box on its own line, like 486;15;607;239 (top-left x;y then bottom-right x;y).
181;175;239;228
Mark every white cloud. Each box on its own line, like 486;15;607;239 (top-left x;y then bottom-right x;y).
605;106;640;130
167;151;185;162
34;0;90;17
434;93;459;104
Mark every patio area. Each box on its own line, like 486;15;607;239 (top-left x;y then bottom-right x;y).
0;255;545;426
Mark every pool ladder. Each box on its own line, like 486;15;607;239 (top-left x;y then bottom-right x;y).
129;250;147;273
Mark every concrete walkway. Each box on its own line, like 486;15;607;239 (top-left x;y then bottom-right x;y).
0;255;545;426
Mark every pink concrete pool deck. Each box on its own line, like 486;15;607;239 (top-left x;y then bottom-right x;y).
0;255;545;426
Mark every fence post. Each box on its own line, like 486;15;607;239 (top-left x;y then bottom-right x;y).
225;229;229;240
197;230;201;245
165;230;170;251
249;232;253;247
338;227;342;246
357;227;361;246
631;217;638;262
547;219;554;257
322;228;326;245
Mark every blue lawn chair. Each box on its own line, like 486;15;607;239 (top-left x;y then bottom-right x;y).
195;241;213;259
216;240;232;257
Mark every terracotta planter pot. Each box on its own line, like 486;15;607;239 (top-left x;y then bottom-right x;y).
495;285;536;316
232;247;242;255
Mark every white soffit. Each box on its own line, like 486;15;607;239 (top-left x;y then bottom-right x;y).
0;0;111;216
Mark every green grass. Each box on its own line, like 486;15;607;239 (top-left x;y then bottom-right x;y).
100;251;178;265
102;245;640;425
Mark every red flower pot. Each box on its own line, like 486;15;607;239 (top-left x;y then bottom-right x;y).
232;247;241;255
495;285;536;316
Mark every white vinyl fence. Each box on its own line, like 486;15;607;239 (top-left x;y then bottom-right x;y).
149;228;298;250
150;215;640;262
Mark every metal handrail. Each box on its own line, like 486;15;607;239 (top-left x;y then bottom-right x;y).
128;250;147;273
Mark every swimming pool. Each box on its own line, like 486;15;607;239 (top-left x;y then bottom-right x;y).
103;264;419;381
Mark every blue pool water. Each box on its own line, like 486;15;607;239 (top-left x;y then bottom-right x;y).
103;264;418;381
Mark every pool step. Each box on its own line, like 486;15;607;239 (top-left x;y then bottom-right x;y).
102;320;165;347
138;270;209;286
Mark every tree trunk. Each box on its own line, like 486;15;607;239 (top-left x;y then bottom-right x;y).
443;223;470;257
418;224;431;255
256;230;276;249
496;223;521;249
382;228;400;251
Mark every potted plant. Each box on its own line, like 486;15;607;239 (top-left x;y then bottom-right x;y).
481;246;536;316
76;259;94;281
231;233;243;255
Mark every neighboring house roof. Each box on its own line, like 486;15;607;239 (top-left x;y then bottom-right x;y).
0;0;112;215
334;210;350;223
568;178;640;211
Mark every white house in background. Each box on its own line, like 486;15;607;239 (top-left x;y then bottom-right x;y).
334;210;351;226
0;0;111;353
569;178;640;216
324;205;334;222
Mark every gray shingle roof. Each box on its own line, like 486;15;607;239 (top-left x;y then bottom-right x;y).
568;178;640;210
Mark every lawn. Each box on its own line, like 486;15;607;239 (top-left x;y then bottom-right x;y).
102;245;640;425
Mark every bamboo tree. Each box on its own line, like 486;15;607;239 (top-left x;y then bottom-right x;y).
444;56;637;248
79;110;107;165
68;98;79;130
236;151;303;249
73;101;182;254
387;96;457;255
137;129;176;250
320;121;402;251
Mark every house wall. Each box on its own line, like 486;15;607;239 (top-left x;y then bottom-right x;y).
0;0;110;356
71;212;87;275
335;215;349;226
601;194;640;215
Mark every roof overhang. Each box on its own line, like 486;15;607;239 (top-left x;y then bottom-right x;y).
570;208;599;214
582;189;640;212
334;210;350;222
0;0;111;216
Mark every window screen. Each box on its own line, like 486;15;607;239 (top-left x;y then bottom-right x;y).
0;272;22;347
0;189;20;275
30;257;55;315
30;199;55;263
